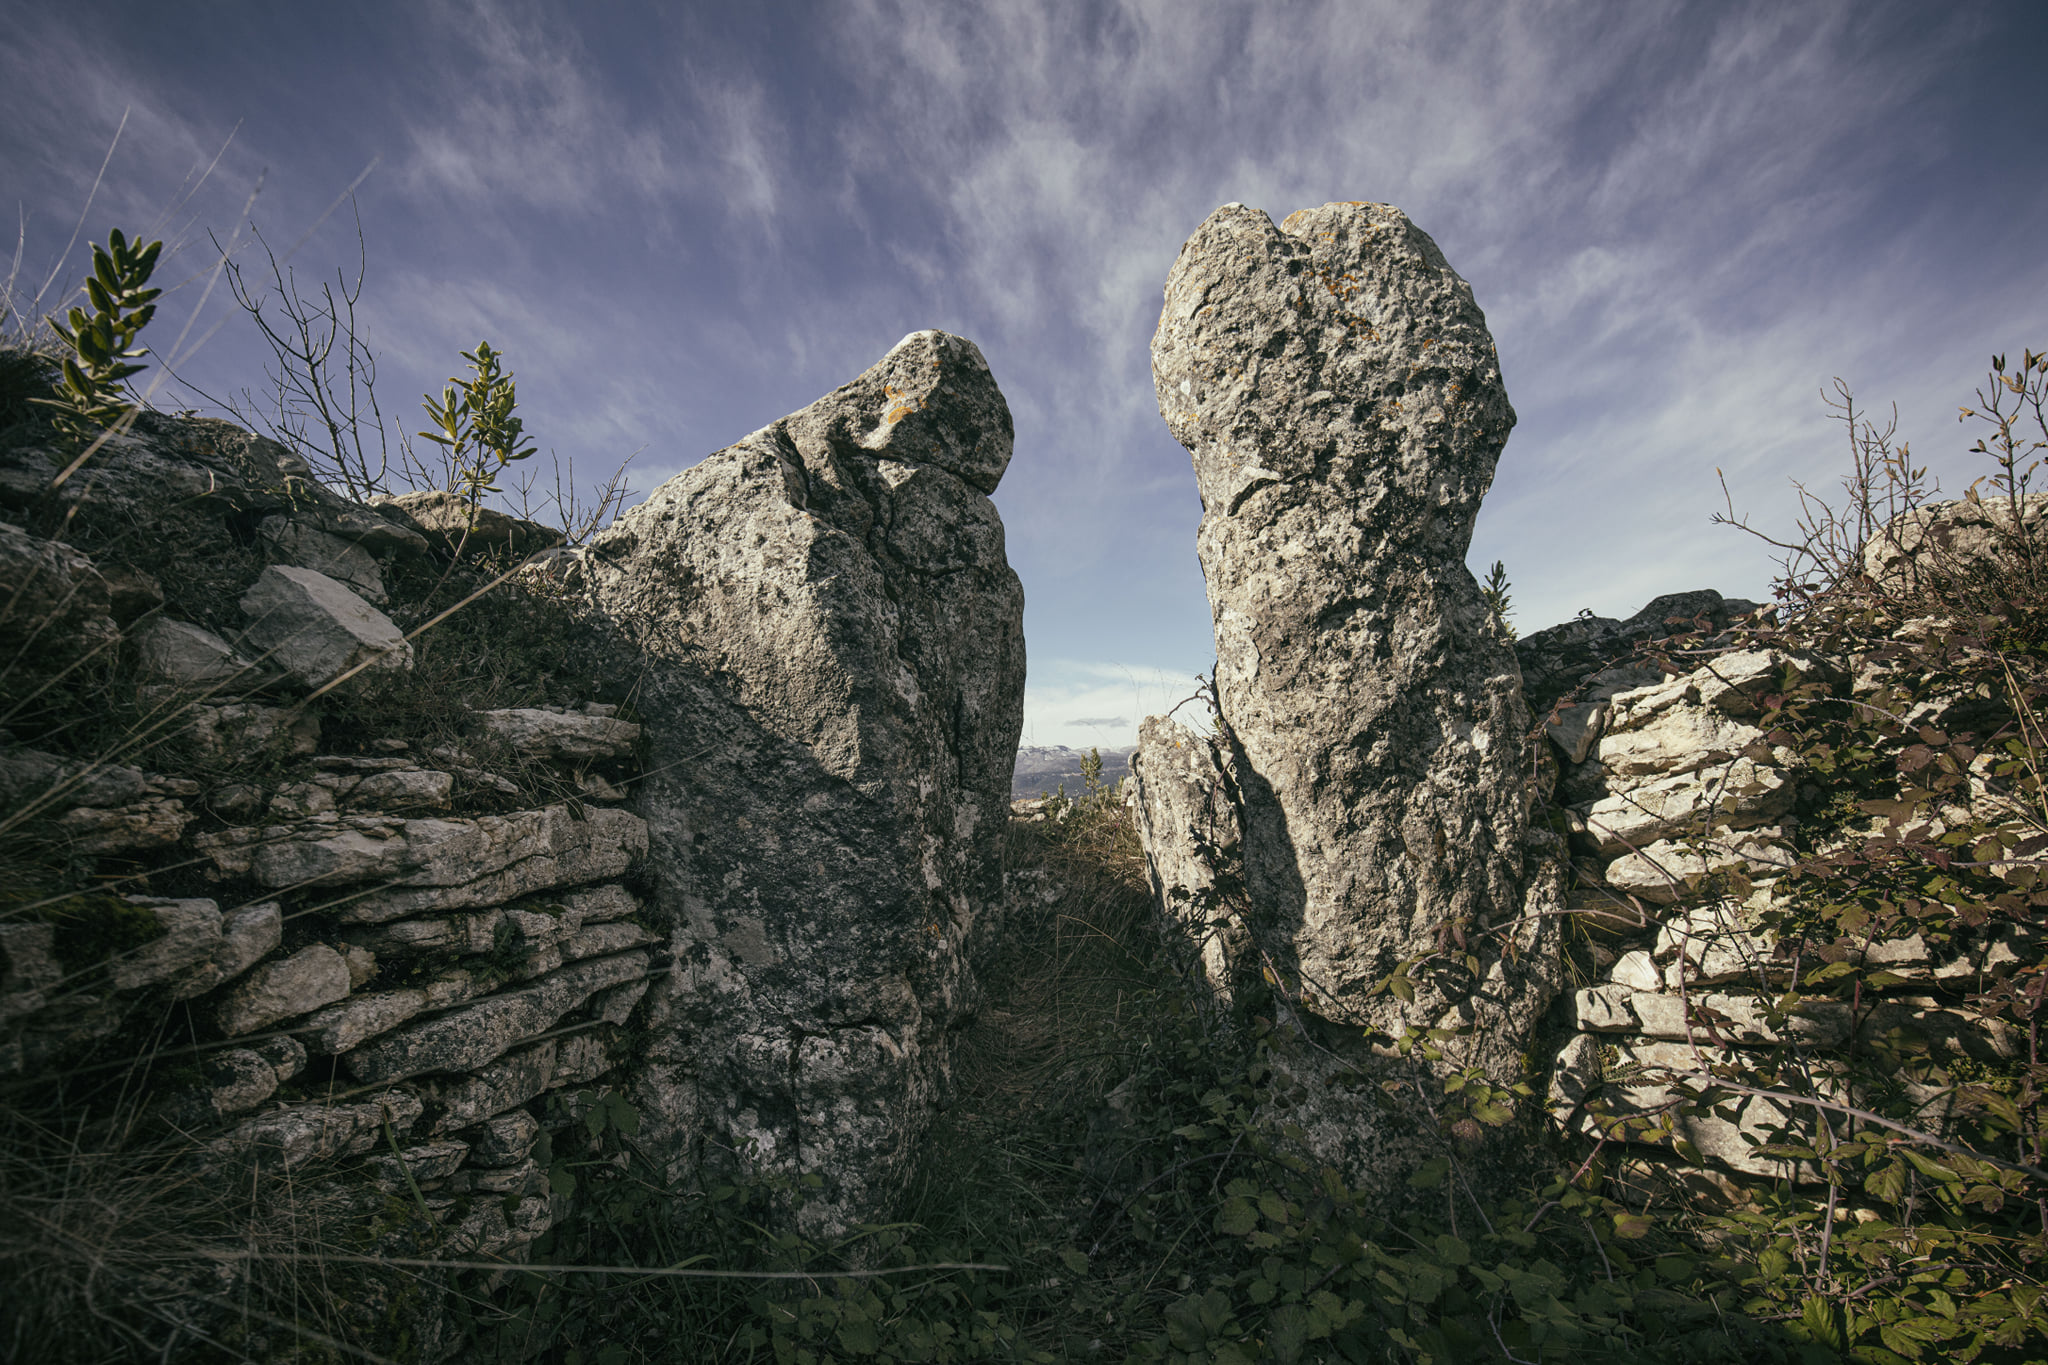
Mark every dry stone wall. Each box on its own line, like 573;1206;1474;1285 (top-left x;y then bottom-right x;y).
0;327;1027;1340
1525;563;2038;1183
0;407;658;1279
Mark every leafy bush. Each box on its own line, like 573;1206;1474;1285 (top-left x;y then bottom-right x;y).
1571;352;2048;1363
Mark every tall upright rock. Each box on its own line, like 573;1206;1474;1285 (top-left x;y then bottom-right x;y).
1140;203;1552;1052
585;331;1025;1235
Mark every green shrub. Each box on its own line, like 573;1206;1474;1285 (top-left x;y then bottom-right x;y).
29;228;161;448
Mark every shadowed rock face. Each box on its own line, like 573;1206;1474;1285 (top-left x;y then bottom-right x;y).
586;329;1025;1236
1147;202;1534;1033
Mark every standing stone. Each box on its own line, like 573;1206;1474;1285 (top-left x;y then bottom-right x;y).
1144;202;1545;1043
585;329;1025;1236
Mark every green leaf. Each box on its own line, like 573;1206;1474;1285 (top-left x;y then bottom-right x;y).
1903;1150;1961;1182
603;1091;641;1135
1218;1198;1259;1235
1408;1156;1450;1189
1798;1294;1846;1350
1059;1248;1089;1277
1266;1304;1312;1363
1434;1233;1470;1265
835;1311;879;1356
1612;1213;1652;1240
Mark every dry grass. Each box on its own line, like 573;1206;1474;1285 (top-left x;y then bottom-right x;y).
891;795;1173;1355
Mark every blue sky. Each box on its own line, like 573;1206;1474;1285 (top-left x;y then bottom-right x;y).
4;1;2043;749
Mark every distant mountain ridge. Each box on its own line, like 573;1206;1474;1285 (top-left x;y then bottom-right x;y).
1011;744;1134;798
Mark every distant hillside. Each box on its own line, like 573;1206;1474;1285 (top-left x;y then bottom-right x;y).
1011;744;1134;798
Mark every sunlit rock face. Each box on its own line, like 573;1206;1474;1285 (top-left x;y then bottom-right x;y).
1144;201;1551;1046
585;329;1026;1236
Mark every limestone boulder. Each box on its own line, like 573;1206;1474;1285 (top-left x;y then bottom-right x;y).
162;1047;282;1126
184;702;320;761
1603;830;1793;905
0;520;119;665
1128;714;1252;1002
131;618;260;689
1146;202;1539;1033
1589;1040;1810;1178
259;514;387;603
372;489;563;558
109;897;281;997
53;796;193;853
0;417;429;558
216;944;351;1036
211;1091;423;1171
477;706;641;762
1591;681;1779;780
1516;590;1751;720
267;767;454;818
197;804;647;922
425;1040;560;1132
239;565;412;688
583;328;1025;1236
342;949;649;1082
301;987;439;1055
1863;492;2045;592
0;922;62;1022
1578;758;1794;857
465;1110;541;1166
0;748;147;814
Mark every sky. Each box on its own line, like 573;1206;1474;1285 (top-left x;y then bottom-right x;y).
3;1;2043;751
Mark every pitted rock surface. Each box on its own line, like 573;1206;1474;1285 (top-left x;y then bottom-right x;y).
1148;202;1537;1032
1128;715;1250;1002
585;328;1025;1236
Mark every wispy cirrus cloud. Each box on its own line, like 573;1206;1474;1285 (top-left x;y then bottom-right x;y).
5;0;2040;753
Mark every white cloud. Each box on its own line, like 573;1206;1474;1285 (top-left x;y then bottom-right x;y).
1021;659;1206;750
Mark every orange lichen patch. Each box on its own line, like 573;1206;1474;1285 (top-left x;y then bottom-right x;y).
886;405;919;424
